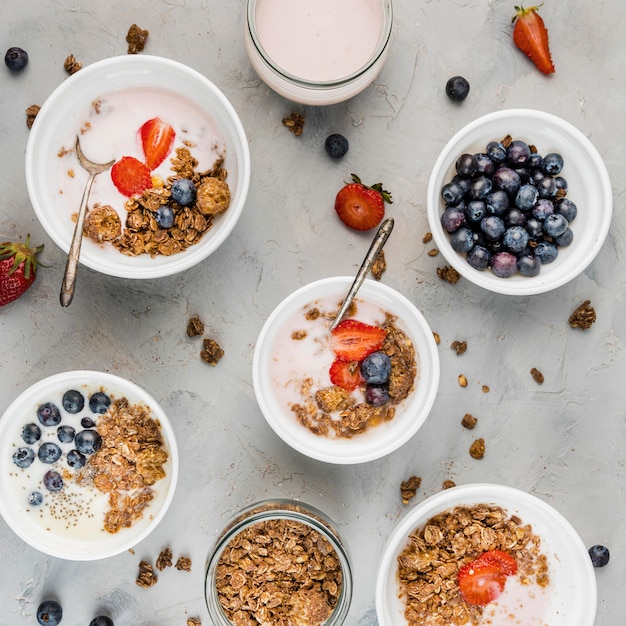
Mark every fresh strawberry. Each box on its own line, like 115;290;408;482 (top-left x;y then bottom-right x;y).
457;550;518;606
330;319;387;363
329;359;362;392
140;117;176;170
334;173;392;231
512;4;555;74
111;156;153;197
0;235;44;306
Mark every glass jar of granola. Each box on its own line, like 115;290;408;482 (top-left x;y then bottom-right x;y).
205;499;353;625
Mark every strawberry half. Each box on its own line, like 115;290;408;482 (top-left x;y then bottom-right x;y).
111;156;153;197
330;319;387;363
458;550;518;606
334;174;392;231
329;359;362;392
140;117;176;170
0;235;44;306
512;4;555;74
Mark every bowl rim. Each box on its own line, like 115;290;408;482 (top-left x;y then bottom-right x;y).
375;482;597;625
0;369;179;560
426;108;613;295
252;276;440;464
25;54;251;279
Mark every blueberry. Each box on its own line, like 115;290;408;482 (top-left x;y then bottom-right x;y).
62;389;84;414
441;207;466;233
473;153;495;178
480;215;505;242
449;227;474;253
492;166;521;197
28;491;44;506
532;198;555;221
555;197;577;222
503;208;527;228
541;152;564;175
360;351;391;385
37;402;62;427
89;618;114;626
36;600;63;626
528;152;543;170
171;178;197;206
22;423;42;444
525;217;544;239
365;385;389;407
486;141;507;164
534;241;559;264
465;200;486;223
455;153;476;177
503;226;529;255
491;251;518;278
518;255;541;277
13;446;35;468
155;205;175;229
588;544;610;568
57;424;76;444
4;46;29;71
515;184;539;211
89;392;111;414
66;449;87;469
543;213;569;238
469;176;492;201
38;442;62;464
554;176;568;192
555;228;574;247
506;140;531;168
485;190;509;216
81;416;96;428
452;175;471;197
535;175;557;198
530;169;546;185
324;133;349;159
445;75;470;102
466;245;490;271
75;429;103;455
441;181;465;206
43;470;64;492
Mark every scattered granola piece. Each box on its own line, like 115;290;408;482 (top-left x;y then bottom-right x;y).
433;331;441;345
316;386;355;413
530;367;544;384
451;340;467;355
84;204;122;243
436;265;461;284
568;299;596;329
136;560;157;588
187;618;201;626
422;232;433;244
63;54;82;74
126;23;149;54
458;374;468;388
370;249;386;280
291;329;307;340
442;479;456;489
156;547;173;571
427;248;439;257
25;104;41;129
401;475;422;505
461;413;477;429
469;438;485;459
282;111;305;136
186;315;205;337
200;338;224;366
175;556;192;571
482;385;490;393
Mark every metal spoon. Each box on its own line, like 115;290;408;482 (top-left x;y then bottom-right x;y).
60;136;115;307
329;217;395;332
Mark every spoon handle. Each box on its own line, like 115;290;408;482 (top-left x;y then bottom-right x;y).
329;217;395;332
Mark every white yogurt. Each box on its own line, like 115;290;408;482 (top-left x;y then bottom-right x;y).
483;575;551;625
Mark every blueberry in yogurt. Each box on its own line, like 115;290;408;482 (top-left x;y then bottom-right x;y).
75;429;103;455
28;491;44;506
89;391;111;414
21;422;42;444
66;449;87;469
37;402;62;427
57;424;76;444
43;470;64;492
13;446;35;468
62;389;85;414
38;442;62;464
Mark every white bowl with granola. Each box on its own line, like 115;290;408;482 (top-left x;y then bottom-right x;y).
0;370;178;560
252;276;440;464
25;54;250;278
376;483;597;625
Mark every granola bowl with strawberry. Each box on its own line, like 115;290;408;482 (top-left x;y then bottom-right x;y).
376;483;597;625
25;54;250;279
0;370;179;560
252;276;440;464
426;109;612;295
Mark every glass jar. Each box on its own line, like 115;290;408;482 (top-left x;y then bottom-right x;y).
205;499;353;625
244;0;393;105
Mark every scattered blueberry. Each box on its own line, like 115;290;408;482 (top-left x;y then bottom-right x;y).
89;392;111;414
155;205;175;229
324;133;349;159
588;544;610;568
21;423;42;444
57;424;76;444
66;449;86;469
170;178;197;206
37;402;62;427
4;46;29;71
36;600;63;626
89;617;114;626
445;75;470;102
360;352;391;385
13;446;35;468
75;429;103;455
28;491;44;506
365;385;389;407
43;470;63;492
81;416;96;428
38;442;62;464
62;389;85;413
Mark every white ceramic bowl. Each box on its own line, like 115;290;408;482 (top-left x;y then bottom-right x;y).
0;370;178;560
427;109;612;295
26;55;250;279
252;277;440;464
376;483;597;626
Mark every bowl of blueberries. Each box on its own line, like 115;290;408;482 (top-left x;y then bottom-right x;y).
426;109;612;295
0;370;178;560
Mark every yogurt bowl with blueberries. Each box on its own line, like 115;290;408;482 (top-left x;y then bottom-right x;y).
0;370;178;560
426;109;612;295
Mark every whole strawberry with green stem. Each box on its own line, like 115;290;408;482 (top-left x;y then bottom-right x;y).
0;235;44;306
335;173;393;231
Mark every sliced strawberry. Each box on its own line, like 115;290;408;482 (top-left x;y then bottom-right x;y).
329;359;362;392
140;117;176;170
330;319;386;363
458;550;518;606
475;549;518;576
334;174;392;231
111;156;153;197
512;4;555;74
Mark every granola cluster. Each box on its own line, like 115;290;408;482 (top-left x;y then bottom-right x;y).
215;518;343;626
397;504;549;625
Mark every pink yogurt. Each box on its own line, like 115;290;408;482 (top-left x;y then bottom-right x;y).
482;576;551;625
